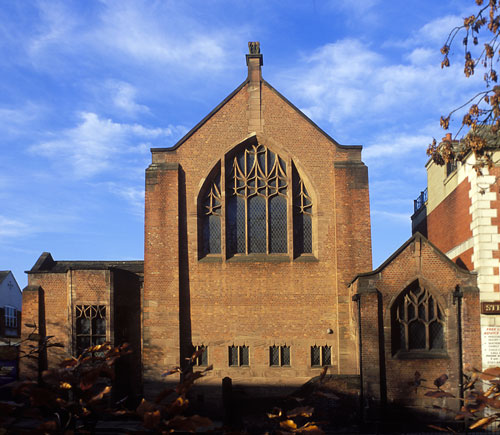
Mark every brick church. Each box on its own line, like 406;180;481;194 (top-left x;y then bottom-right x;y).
21;43;482;414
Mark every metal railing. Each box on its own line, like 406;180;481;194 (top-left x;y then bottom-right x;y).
414;188;427;213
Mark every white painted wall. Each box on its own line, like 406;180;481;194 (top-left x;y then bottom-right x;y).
0;272;22;311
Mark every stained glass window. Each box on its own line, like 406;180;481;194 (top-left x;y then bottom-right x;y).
392;281;445;354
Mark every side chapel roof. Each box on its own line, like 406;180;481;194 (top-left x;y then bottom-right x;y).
27;252;144;274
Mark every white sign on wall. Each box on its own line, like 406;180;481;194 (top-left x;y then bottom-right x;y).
482;326;500;368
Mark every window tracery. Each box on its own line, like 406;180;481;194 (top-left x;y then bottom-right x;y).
227;144;288;254
392;282;445;355
75;305;106;356
202;174;221;255
199;141;313;257
293;164;313;255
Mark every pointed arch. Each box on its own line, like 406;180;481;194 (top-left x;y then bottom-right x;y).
198;161;222;256
197;137;316;259
391;280;445;356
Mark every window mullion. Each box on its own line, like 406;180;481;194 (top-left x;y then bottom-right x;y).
266;195;270;254
221;159;226;259
287;158;293;257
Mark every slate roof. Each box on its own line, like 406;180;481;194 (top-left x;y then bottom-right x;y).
27;253;143;274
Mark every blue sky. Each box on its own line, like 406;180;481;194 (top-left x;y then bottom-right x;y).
0;0;483;287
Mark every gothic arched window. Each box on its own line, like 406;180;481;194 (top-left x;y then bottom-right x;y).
201;172;222;255
391;281;445;356
199;141;313;258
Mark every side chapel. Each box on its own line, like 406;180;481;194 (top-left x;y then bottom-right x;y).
21;43;481;414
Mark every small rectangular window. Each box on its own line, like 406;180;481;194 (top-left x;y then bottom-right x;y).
228;345;249;366
311;345;332;367
75;305;106;355
194;345;208;366
270;345;291;366
4;306;17;328
446;161;457;177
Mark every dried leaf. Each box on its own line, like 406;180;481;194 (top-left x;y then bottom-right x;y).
162;367;181;377
280;419;298;430
143;410;162;429
79;368;101;391
59;357;78;368
288;406;314;418
165;415;202;432
186;414;212;428
427;424;452;432
267;407;282;419
481;367;500;380
88;385;111;404
136;398;160;417
470;416;497;429
297;423;324;434
434;374;448;388
166;395;189;415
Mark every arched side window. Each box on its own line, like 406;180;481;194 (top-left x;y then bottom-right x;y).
293;163;312;256
199;141;313;258
391;281;445;356
201;172;222;255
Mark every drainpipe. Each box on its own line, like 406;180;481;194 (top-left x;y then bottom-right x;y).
352;293;364;421
453;286;464;401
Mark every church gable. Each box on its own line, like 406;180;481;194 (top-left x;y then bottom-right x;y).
351;233;481;412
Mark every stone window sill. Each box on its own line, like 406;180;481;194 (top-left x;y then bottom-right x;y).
198;254;318;263
227;254;290;263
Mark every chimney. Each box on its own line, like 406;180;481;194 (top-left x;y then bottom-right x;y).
246;42;263;133
442;133;452;142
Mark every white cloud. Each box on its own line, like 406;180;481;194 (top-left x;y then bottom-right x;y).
0;216;31;238
333;0;380;26
28;0;244;74
105;80;149;116
30;112;183;178
104;183;144;215
385;14;464;49
364;133;430;160
0;103;44;136
282;36;482;140
371;209;410;223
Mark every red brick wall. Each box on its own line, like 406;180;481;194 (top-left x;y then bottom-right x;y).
427;179;472;254
143;79;372;392
21;269;112;375
25;273;69;368
452;246;474;271
352;236;481;411
20;286;42;380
